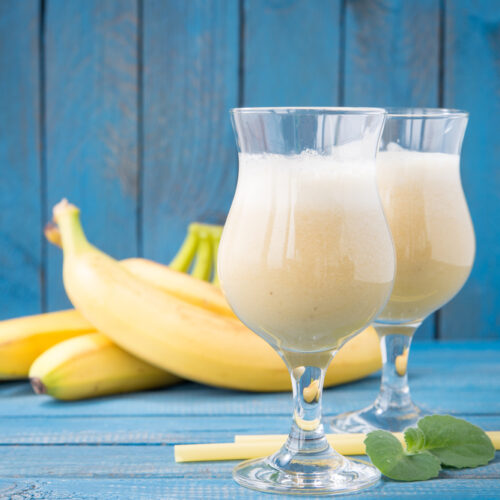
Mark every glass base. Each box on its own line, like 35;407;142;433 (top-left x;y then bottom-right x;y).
329;402;431;434
233;451;380;495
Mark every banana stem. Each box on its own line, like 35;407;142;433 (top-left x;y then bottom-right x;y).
53;200;89;254
210;228;222;287
190;228;212;281
169;224;199;272
44;222;62;248
45;218;223;287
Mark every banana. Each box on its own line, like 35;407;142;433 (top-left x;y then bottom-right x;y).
30;333;180;400
45;223;234;317
54;199;381;392
122;258;234;318
0;310;95;379
0;224;227;380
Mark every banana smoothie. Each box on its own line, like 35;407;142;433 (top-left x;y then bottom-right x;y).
376;149;475;323
218;151;395;353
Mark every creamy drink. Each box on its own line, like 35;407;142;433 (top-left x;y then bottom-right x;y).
330;110;474;435
376;149;475;323
219;151;395;353
226;108;389;494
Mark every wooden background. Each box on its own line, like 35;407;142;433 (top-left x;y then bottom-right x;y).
0;0;498;341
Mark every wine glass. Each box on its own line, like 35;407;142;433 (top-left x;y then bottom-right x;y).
330;108;475;433
218;107;395;495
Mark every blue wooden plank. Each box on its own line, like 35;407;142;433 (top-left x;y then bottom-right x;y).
344;0;441;340
0;415;291;445
439;0;500;340
0;477;500;500
0;445;495;482
44;0;140;310
0;447;496;497
243;0;341;106
0;414;497;445
0;0;42;320
142;0;239;264
0;342;497;498
344;0;440;106
0;342;498;417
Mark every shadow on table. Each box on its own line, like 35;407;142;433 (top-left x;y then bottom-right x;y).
0;381;34;397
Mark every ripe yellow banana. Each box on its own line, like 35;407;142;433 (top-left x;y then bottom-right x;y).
26;221;228;400
0;310;95;379
54;199;381;392
122;258;234;318
45;223;234;317
0;224;225;380
29;333;180;400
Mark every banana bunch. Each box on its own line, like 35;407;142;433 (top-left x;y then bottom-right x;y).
0;221;223;398
0;199;382;400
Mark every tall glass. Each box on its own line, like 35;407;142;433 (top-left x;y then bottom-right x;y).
218;108;395;495
330;108;475;433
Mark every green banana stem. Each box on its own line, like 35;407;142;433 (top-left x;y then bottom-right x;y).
169;224;199;272
209;229;222;286
53;200;89;254
190;228;212;281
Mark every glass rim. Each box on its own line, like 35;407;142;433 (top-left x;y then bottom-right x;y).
230;106;386;116
385;107;468;118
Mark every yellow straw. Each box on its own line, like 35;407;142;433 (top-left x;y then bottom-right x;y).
174;431;500;463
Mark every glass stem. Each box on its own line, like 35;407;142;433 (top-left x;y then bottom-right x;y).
372;322;420;415
274;350;341;469
289;365;329;450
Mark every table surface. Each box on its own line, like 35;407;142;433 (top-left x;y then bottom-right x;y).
0;341;499;499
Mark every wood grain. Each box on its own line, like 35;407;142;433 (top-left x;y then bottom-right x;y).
0;0;42;320
344;0;439;107
0;342;498;417
243;0;341;106
0;342;497;497
344;0;441;340
0;445;497;480
0;477;499;500
142;0;239;265
439;0;500;340
44;0;140;310
0;414;497;445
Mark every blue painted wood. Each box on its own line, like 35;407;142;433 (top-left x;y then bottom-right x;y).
0;414;498;445
344;0;440;106
44;0;140;310
0;446;497;482
344;0;441;341
0;477;500;500
439;0;500;340
0;343;497;498
0;0;42;320
243;0;341;106
0;342;498;418
142;0;239;265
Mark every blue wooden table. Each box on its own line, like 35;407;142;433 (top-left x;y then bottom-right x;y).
0;341;498;499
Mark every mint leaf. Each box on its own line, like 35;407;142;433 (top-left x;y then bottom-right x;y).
365;430;441;481
417;415;495;468
404;427;426;453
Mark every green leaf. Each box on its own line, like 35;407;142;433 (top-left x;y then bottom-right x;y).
365;431;441;481
417;415;495;468
404;427;426;454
